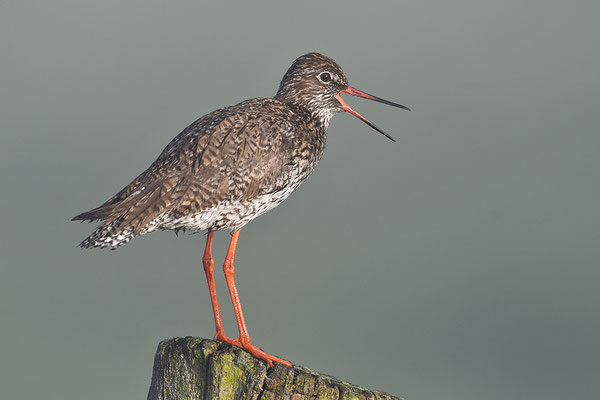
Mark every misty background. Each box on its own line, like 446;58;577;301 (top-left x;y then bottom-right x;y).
1;1;599;399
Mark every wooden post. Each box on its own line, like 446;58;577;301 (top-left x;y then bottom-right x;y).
147;337;404;400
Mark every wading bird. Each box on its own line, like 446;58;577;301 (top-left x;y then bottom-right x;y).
73;52;410;366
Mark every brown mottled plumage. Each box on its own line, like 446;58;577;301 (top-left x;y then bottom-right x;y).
74;54;341;248
73;52;409;367
74;97;325;248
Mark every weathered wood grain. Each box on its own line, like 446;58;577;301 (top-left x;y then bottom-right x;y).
147;337;403;400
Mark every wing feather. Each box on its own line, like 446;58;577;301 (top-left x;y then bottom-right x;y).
74;98;296;247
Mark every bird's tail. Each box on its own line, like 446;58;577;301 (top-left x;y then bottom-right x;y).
74;177;180;249
78;216;136;249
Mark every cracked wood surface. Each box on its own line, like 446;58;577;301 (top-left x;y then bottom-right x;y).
147;337;403;400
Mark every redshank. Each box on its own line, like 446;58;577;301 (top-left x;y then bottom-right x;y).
73;52;410;367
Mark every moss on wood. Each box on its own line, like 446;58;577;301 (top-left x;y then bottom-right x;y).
147;337;403;400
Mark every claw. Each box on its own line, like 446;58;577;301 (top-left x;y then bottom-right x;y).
230;338;291;367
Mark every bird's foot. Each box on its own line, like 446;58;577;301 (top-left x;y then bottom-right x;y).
214;330;233;344
230;338;292;368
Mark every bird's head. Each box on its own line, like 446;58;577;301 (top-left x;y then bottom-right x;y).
275;52;410;141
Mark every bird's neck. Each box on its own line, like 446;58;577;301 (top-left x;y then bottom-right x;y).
275;97;333;133
308;107;334;131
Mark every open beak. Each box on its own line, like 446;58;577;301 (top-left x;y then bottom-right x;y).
335;87;410;142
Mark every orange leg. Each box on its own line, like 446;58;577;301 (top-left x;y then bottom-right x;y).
223;230;291;367
202;231;232;343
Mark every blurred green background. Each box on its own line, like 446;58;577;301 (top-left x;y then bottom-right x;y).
1;1;599;399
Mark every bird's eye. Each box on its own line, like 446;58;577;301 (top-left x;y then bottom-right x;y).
318;72;332;83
